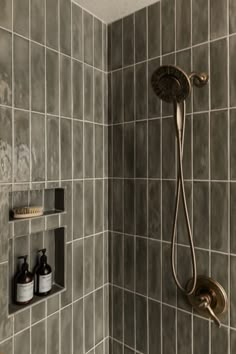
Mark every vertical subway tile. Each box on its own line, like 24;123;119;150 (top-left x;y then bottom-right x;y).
73;60;83;119
148;3;160;59
84;122;94;178
14;35;29;109
136;237;147;295
211;324;229;354
162;243;176;304
60;0;71;55
210;38;228;109
230;35;236;107
14;329;30;354
84;64;93;122
60;55;71;117
73;300;83;354
162;181;175;241
113;286;123;341
123;15;134;66
47;115;59;180
84;180;94;236
231;330;236;353
136;295;147;354
94;70;103;123
113;179;123;232
31;302;45;324
31;321;46;354
124;122;134;178
73;239;83;300
231;183;236;253
0;107;12;182
193;182;209;249
176;49;192;113
192;0;208;45
46;49;59;115
123;66;134;122
61;243;72;306
95;288;104;344
210;0;227;39
95;130;103;182
61;118;72;179
73;120;83;178
112;70;123;123
0;28;12;105
148;119;160;178
162;305;176;354
47;313;59;354
148;58;161;118
31;42;45;112
111;19;122;70
72;3;83;60
148;239;161;300
149;300;161;354
135;8;147;62
95;233;103;287
31;113;45;181
84;11;93;66
136;179;147;237
176;0;191;50
161;0;175;54
13;0;29;37
73;181;83;239
230;0;236;34
0;0;12;30
210;110;228;180
193;113;209;179
148;180;161;239
193;317;209;354
94;18;103;70
177;311;192;353
136;121;147;178
124;290;134;348
211;182;228;252
124;180;135;235
31;0;45;44
112;233;123;287
61;306;72;354
136;62;147;120
14;110;30;182
95;180;103;232
231;110;236;179
46;0;59;50
192;44;209;112
0;338;12;354
84;293;94;352
162;117;175;179
124;234;134;290
231;256;236;327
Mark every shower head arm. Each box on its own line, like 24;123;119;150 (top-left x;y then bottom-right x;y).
189;72;209;88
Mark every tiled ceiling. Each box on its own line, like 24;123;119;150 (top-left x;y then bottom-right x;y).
73;0;160;23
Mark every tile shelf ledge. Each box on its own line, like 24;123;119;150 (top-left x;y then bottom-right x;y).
9;209;66;222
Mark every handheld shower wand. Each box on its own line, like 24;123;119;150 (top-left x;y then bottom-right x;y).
151;65;209;296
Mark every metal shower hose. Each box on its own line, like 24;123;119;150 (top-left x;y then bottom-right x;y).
171;101;197;296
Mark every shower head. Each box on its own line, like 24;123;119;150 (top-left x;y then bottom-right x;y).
151;65;191;103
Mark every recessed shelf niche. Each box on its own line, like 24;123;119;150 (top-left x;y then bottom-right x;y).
9;227;66;316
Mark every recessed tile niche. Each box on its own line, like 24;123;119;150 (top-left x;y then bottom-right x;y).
8;188;66;316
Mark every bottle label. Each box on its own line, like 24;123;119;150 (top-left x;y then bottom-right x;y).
17;282;34;303
39;273;52;293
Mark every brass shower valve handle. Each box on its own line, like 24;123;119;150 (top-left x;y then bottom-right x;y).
198;293;221;328
187;276;228;328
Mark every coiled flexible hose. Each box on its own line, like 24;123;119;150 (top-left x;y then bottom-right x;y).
171;101;197;296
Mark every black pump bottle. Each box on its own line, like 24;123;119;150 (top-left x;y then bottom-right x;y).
15;255;34;305
35;249;52;296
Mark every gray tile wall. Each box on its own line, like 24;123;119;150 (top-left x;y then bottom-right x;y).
108;0;236;353
0;0;109;353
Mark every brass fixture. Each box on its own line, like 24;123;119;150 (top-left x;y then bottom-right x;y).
188;72;209;88
186;276;228;327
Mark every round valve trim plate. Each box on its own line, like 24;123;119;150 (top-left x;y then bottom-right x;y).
186;275;228;319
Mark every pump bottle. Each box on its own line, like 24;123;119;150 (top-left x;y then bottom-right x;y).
35;249;52;296
15;255;34;305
